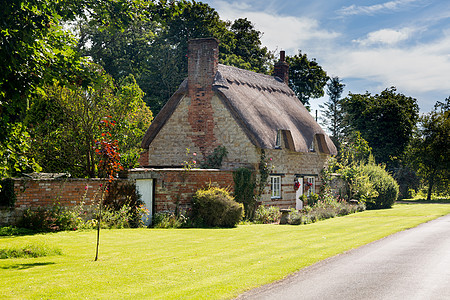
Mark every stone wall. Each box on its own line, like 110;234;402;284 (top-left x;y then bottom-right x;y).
145;93;260;170
259;141;330;208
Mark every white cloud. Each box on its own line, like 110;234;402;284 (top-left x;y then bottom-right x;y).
329;33;450;96
338;0;419;16
207;0;449;111
353;27;416;46
212;1;339;52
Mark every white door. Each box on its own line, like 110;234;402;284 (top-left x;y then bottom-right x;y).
295;178;303;210
136;179;153;226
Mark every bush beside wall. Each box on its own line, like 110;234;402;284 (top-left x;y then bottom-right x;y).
192;186;243;228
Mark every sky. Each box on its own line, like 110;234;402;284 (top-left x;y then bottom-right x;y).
202;0;450;114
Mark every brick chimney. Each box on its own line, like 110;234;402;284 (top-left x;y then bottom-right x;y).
274;50;289;84
187;38;220;158
188;38;219;94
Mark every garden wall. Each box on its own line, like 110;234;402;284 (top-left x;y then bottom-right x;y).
129;168;235;214
0;178;129;226
1;169;235;226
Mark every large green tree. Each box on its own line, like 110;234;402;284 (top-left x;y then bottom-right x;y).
0;0;147;178
26;70;152;177
407;98;449;200
78;1;273;114
320;76;345;146
341;87;419;168
286;51;328;108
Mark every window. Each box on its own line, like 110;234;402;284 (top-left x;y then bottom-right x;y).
270;175;281;199
309;140;315;152
275;130;281;148
305;176;315;195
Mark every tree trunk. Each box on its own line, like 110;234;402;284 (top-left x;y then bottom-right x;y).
427;176;434;201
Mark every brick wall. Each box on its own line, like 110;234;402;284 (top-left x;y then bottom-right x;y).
12;178;119;209
0;178;130;226
130;168;234;214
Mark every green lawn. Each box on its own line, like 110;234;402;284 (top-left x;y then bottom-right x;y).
2;203;450;299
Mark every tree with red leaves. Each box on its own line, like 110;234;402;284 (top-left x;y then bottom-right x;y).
93;116;123;261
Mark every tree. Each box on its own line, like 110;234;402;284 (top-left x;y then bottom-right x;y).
1;0;147;177
26;69;152;177
320;76;345;146
78;2;273;114
0;123;41;178
338;131;372;166
221;18;273;74
407;98;449;200
341;87;419;168
286;51;328;108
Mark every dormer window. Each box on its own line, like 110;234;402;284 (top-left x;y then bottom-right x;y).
309;139;315;152
275;130;281;149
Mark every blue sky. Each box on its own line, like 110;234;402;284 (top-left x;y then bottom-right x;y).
202;0;450;113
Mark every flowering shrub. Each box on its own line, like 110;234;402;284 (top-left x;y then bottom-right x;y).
287;198;365;225
254;205;281;224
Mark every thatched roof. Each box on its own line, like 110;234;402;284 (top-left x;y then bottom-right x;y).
142;64;337;155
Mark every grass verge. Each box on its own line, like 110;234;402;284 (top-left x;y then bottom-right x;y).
1;203;450;299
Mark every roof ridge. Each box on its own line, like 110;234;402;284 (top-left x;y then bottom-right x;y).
215;64;295;97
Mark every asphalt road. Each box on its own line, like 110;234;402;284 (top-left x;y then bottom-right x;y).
237;213;450;300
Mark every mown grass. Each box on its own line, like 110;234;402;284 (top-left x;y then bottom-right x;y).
1;203;450;299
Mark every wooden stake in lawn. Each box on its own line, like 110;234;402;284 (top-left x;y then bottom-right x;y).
94;116;123;261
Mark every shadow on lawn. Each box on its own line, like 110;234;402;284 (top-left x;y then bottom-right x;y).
396;199;450;204
0;262;55;270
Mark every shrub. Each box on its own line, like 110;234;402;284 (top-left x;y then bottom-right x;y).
340;164;378;202
254;205;281;224
288;208;302;225
103;182;145;228
152;211;187;228
0;226;34;236
287;197;366;226
192;186;243;227
308;193;320;206
100;205;133;229
233;167;256;220
361;164;399;209
18;201;149;232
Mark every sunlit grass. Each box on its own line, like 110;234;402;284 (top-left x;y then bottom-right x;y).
1;203;449;299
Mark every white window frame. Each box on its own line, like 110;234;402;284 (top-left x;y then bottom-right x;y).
305;176;315;196
270;175;281;199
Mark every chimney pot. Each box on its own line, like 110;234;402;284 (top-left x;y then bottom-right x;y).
280;50;285;62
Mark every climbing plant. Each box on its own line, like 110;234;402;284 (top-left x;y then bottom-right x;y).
233;168;256;219
201;146;228;169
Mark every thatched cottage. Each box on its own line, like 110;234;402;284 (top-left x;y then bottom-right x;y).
131;38;336;219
